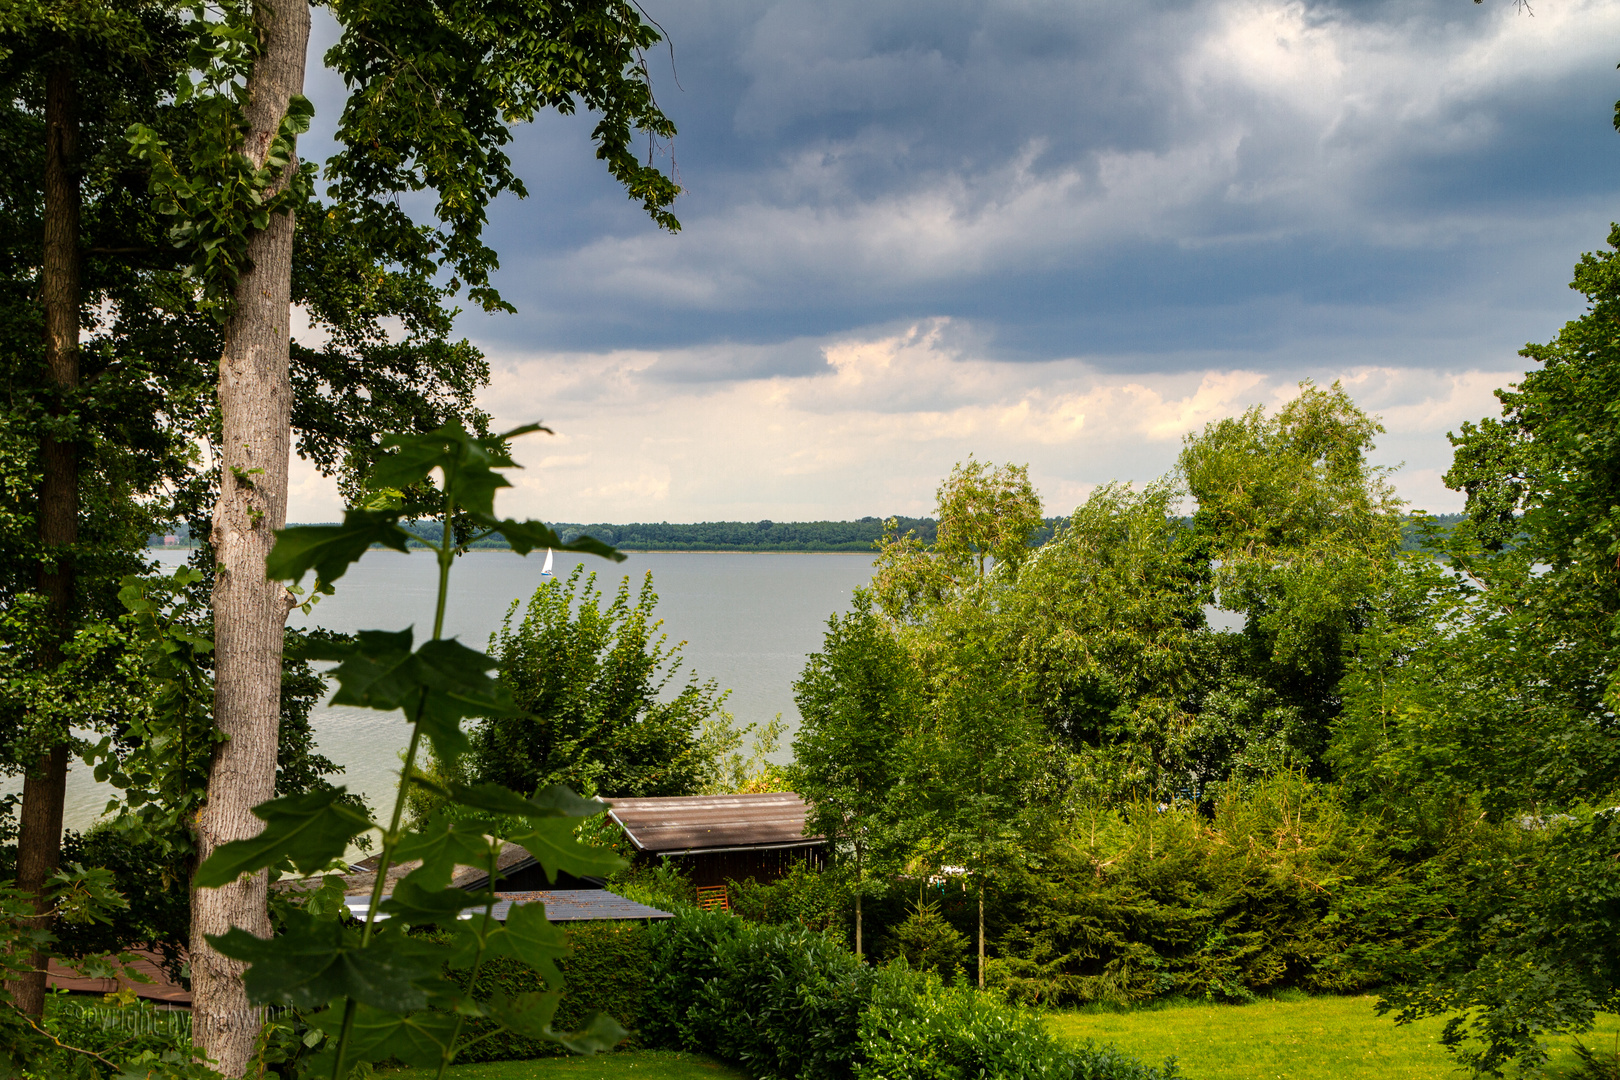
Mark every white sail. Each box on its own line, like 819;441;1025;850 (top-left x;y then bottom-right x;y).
542;548;554;577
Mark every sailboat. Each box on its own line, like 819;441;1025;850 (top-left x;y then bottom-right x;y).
541;548;554;579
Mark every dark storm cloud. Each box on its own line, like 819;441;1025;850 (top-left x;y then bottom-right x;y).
306;1;1620;378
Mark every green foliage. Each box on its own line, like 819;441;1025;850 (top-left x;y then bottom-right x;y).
432;921;651;1063
1178;381;1404;780
1004;482;1208;796
932;458;1045;579
552;517;948;552
122;0;314;316
0;869;205;1079
195;421;629;1078
872;458;1045;622
467;567;727;799
28;995;210;1080
988;776;1464;1008
1377;809;1620;1076
51;827;191;982
660;916;877;1080
641;911;1177;1080
727;859;853;936
1328;230;1620;1074
792;590;921;939
858;964;1075;1080
322;0;680;312
883;901;969;981
858;964;1182;1080
606;857;697;917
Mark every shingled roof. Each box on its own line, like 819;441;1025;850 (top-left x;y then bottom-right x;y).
606;792;823;855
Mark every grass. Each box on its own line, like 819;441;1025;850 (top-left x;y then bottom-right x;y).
1047;993;1620;1080
377;1049;747;1080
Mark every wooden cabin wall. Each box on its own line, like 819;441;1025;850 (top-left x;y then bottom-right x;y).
639;846;825;889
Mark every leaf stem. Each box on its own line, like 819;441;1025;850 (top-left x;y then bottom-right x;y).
433;845;502;1080
333;482;458;1080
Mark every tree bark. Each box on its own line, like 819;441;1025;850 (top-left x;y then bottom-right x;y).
854;837;863;958
977;881;984;989
8;59;82;1020
855;882;863;958
191;2;308;1075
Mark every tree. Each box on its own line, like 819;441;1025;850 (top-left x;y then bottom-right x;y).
934;457;1043;579
465;568;727;799
1002;481;1209;798
0;0;189;1015
125;1;681;1068
1177;382;1405;776
872;458;1043;623
1341;231;1620;1073
791;589;922;957
910;599;1044;989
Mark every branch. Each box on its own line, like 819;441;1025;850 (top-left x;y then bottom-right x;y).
4;1001;123;1071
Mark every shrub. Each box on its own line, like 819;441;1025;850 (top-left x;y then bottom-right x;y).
643;911;1181;1080
883;900;969;981
609;856;698;916
686;923;875;1080
31;994;208;1079
728;858;853;935
858;965;1182;1080
641;907;745;1050
991;774;1473;1006
858;965;1072;1080
433;920;653;1063
647;910;873;1079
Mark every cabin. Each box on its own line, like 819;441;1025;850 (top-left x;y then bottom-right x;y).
606;792;825;890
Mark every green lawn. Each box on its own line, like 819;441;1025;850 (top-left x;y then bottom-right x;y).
378;1050;747;1080
1047;994;1620;1080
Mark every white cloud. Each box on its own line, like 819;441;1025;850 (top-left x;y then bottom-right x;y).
326;322;1514;526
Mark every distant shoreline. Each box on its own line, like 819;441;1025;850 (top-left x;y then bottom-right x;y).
148;544;878;555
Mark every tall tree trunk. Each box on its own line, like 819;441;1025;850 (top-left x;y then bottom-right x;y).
8;59;82;1020
977;881;984;989
191;2;308;1074
855;882;863;958
854;838;863;958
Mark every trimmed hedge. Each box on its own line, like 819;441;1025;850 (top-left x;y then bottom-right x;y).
648;909;874;1079
645;911;1185;1080
431;908;1185;1079
438;920;653;1063
859;965;1181;1080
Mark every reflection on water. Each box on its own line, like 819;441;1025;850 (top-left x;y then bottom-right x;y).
10;548;875;832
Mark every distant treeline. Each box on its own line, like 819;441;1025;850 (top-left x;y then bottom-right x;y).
149;513;1468;553
398;516;1058;552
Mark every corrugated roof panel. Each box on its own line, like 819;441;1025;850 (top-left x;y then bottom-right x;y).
606;792;823;853
345;888;673;923
490;890;674;922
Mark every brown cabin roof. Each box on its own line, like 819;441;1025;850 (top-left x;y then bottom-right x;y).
282;840;541;899
47;948;191;1007
606;792;823;855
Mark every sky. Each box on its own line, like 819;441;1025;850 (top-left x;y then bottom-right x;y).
287;0;1620;524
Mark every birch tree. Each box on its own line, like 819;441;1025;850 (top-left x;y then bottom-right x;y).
792;590;920;957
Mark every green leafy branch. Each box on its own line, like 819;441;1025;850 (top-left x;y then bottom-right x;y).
124;0;316;320
193;420;629;1079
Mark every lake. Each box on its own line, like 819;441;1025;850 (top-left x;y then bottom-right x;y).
20;548;876;832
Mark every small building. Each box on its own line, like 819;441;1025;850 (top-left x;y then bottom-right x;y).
606;792;825;889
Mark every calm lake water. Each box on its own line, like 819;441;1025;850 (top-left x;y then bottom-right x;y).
22;549;876;832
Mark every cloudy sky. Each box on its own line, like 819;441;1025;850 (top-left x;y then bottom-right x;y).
288;0;1620;524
